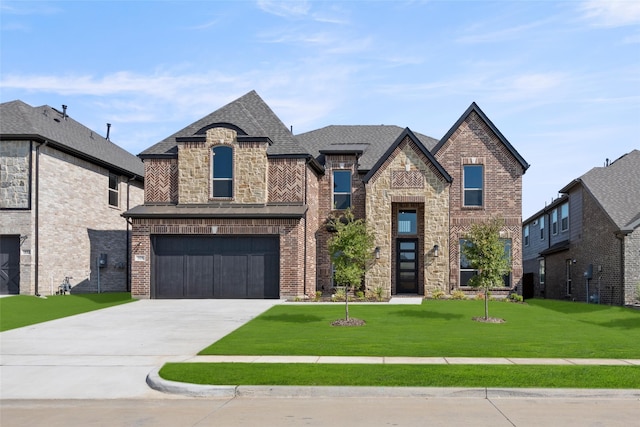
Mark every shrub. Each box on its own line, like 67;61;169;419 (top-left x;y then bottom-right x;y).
333;287;346;301
372;286;385;302
508;293;524;303
314;291;322;302
432;290;445;300
451;290;467;300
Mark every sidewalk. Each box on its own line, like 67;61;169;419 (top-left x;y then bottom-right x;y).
184;355;640;366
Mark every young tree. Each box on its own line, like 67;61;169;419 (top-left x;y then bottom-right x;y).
327;209;375;322
461;218;512;321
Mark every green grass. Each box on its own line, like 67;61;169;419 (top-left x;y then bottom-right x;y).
160;363;640;389
0;293;135;331
200;299;640;359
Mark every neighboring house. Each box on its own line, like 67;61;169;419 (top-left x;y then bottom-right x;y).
125;91;528;300
0;100;145;296
522;150;640;306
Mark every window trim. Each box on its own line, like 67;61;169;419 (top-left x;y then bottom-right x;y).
332;170;352;210
524;224;530;247
539;216;545;240
560;202;569;232
551;209;558;235
463;164;484;208
211;145;233;199
108;172;119;207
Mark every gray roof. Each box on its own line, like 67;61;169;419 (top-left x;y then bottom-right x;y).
140;90;309;158
576;150;640;232
0;100;144;178
296;125;438;171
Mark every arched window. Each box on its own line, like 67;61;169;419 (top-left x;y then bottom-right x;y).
212;146;233;198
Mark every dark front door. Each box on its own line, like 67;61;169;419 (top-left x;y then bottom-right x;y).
397;239;418;294
0;235;20;295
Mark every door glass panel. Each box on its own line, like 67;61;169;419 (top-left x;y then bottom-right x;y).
400;262;415;270
400;252;415;261
399;241;415;250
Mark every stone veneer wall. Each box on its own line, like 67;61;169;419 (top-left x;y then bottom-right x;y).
435;111;524;294
177;127;269;204
1;140;31;209
130;217;308;299
365;137;450;297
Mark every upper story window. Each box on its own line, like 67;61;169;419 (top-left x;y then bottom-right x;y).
463;165;483;207
398;210;417;234
108;173;119;207
560;202;569;232
333;170;351;210
524;224;530;246
551;209;558;235
539;216;545;240
212;146;233;198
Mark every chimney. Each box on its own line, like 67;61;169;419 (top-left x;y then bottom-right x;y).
106;123;111;141
62;105;67;120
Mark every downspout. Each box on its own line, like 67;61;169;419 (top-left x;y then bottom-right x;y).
125;176;134;292
34;140;48;296
303;161;308;298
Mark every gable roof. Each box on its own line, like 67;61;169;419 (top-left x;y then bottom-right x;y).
296;125;438;172
432;102;530;173
363;128;452;183
140;90;310;158
0;100;144;178
561;150;640;233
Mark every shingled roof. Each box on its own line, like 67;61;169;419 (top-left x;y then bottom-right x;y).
139;90;310;158
296;124;438;172
562;150;640;233
0;100;144;178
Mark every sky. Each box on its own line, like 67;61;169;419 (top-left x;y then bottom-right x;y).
1;0;638;219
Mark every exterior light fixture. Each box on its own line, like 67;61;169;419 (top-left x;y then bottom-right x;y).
375;247;381;259
433;244;439;257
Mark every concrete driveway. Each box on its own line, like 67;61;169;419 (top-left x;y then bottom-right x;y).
0;299;281;399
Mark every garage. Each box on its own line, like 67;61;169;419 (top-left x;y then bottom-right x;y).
1;235;20;295
151;235;279;299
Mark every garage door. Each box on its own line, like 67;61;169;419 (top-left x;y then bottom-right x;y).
1;235;20;295
151;235;279;299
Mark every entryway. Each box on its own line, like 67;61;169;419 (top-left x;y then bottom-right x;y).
396;239;418;293
0;235;20;295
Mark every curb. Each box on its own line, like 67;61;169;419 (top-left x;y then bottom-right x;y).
146;368;640;399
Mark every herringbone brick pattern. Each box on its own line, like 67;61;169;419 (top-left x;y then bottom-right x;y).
145;159;178;203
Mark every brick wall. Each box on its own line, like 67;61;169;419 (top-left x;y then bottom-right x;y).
624;229;640;305
145;158;178;203
435;111;525;294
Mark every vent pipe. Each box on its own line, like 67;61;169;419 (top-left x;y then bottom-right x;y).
106;123;111;141
62;105;68;120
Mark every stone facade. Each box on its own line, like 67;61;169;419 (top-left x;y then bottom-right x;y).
1;141;31;209
365;137;449;298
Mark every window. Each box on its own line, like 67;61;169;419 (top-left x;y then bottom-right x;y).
560;202;569;232
398;210;417;234
108;173;119;207
539;259;545;284
212;146;233;198
539;216;545;240
463;165;483;207
333;170;351;209
459;238;511;287
551;209;558;235
524;225;530;246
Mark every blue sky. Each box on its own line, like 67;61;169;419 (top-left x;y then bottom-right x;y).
1;0;638;218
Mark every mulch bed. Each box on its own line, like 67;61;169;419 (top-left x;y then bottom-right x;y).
472;316;506;323
331;318;366;327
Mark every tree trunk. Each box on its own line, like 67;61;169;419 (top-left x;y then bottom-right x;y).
484;288;489;320
345;287;350;320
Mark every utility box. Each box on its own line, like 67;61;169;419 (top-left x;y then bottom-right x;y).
98;253;108;268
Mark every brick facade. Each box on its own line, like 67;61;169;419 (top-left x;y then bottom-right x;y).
435;111;525;295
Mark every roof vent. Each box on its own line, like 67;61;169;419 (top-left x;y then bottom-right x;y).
106;123;111;141
62;105;68;120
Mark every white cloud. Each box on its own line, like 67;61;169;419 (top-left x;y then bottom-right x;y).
256;0;311;18
580;0;640;27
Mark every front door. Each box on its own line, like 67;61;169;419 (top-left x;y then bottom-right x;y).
0;235;20;295
397;239;418;293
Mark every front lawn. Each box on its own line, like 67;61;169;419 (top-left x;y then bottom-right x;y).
200;299;640;359
0;293;135;331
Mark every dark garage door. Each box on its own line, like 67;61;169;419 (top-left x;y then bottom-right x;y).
0;235;20;295
151;235;279;299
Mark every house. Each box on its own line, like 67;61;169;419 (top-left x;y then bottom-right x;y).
0;100;145;296
124;91;528;299
522;150;640;306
